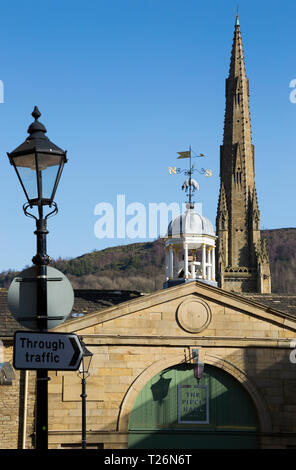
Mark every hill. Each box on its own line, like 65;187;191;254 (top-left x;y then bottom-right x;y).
0;239;165;292
0;228;295;293
261;228;296;293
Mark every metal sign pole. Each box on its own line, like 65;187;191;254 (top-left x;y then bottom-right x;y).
81;376;87;449
34;215;50;450
6;107;70;452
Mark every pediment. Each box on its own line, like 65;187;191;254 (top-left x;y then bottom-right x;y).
54;282;296;343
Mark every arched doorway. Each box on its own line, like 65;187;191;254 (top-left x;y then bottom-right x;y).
128;363;259;449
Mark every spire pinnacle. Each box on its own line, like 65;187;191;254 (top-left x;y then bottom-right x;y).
236;6;240;26
228;10;245;80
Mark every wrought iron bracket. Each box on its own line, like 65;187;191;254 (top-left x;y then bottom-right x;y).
23;201;58;222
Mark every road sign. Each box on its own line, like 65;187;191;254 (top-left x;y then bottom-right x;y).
13;331;83;371
8;266;74;330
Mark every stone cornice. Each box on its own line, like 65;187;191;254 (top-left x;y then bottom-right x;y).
78;334;293;349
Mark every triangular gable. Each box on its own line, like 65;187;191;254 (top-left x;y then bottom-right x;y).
54;282;296;340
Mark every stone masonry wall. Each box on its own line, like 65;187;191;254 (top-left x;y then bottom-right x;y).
0;343;35;449
45;292;296;449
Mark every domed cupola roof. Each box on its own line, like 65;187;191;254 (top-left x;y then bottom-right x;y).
167;205;215;238
163;147;217;289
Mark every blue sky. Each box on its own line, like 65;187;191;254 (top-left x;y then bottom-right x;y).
0;0;295;271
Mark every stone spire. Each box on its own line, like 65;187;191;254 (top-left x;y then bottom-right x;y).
216;14;271;293
221;11;254;194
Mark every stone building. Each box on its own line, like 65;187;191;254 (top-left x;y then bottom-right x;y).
46;285;296;449
1;282;296;449
0;14;296;450
0;290;141;449
216;14;271;294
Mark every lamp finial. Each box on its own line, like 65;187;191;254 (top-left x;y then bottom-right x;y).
28;106;47;136
32;106;41;120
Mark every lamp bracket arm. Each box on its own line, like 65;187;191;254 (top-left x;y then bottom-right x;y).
23;203;38;222
45;202;58;220
23;201;58;221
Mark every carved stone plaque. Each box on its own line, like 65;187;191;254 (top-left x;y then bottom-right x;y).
176;299;211;333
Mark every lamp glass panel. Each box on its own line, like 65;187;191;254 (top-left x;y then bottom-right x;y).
38;165;60;200
13;153;62;201
37;153;62;200
16;165;38;201
79;353;93;375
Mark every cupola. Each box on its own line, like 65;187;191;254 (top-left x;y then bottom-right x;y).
164;153;217;288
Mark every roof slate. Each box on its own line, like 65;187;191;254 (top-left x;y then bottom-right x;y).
1;288;296;338
241;293;296;318
0;289;141;338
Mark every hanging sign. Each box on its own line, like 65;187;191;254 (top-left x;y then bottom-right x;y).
177;385;209;424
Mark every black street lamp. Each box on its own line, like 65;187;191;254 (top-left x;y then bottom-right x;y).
7;106;67;211
7;106;67;450
78;338;93;449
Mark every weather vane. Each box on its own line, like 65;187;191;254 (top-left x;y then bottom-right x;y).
168;146;212;206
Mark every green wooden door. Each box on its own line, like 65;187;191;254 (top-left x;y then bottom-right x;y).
128;364;259;449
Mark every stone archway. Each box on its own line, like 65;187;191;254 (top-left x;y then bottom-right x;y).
117;352;272;447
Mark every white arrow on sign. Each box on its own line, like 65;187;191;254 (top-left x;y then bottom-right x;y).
13;331;83;371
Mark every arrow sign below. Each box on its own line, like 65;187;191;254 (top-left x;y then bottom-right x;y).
13;331;83;371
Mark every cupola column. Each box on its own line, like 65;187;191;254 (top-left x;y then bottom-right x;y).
207;247;212;280
202;243;206;279
184;243;189;279
165;248;169;280
211;247;216;281
169;245;174;279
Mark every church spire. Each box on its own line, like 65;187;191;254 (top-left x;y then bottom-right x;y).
221;13;254;206
228;11;247;81
216;15;271;294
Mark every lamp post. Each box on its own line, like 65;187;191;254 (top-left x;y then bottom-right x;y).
7;106;67;450
78;338;93;449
